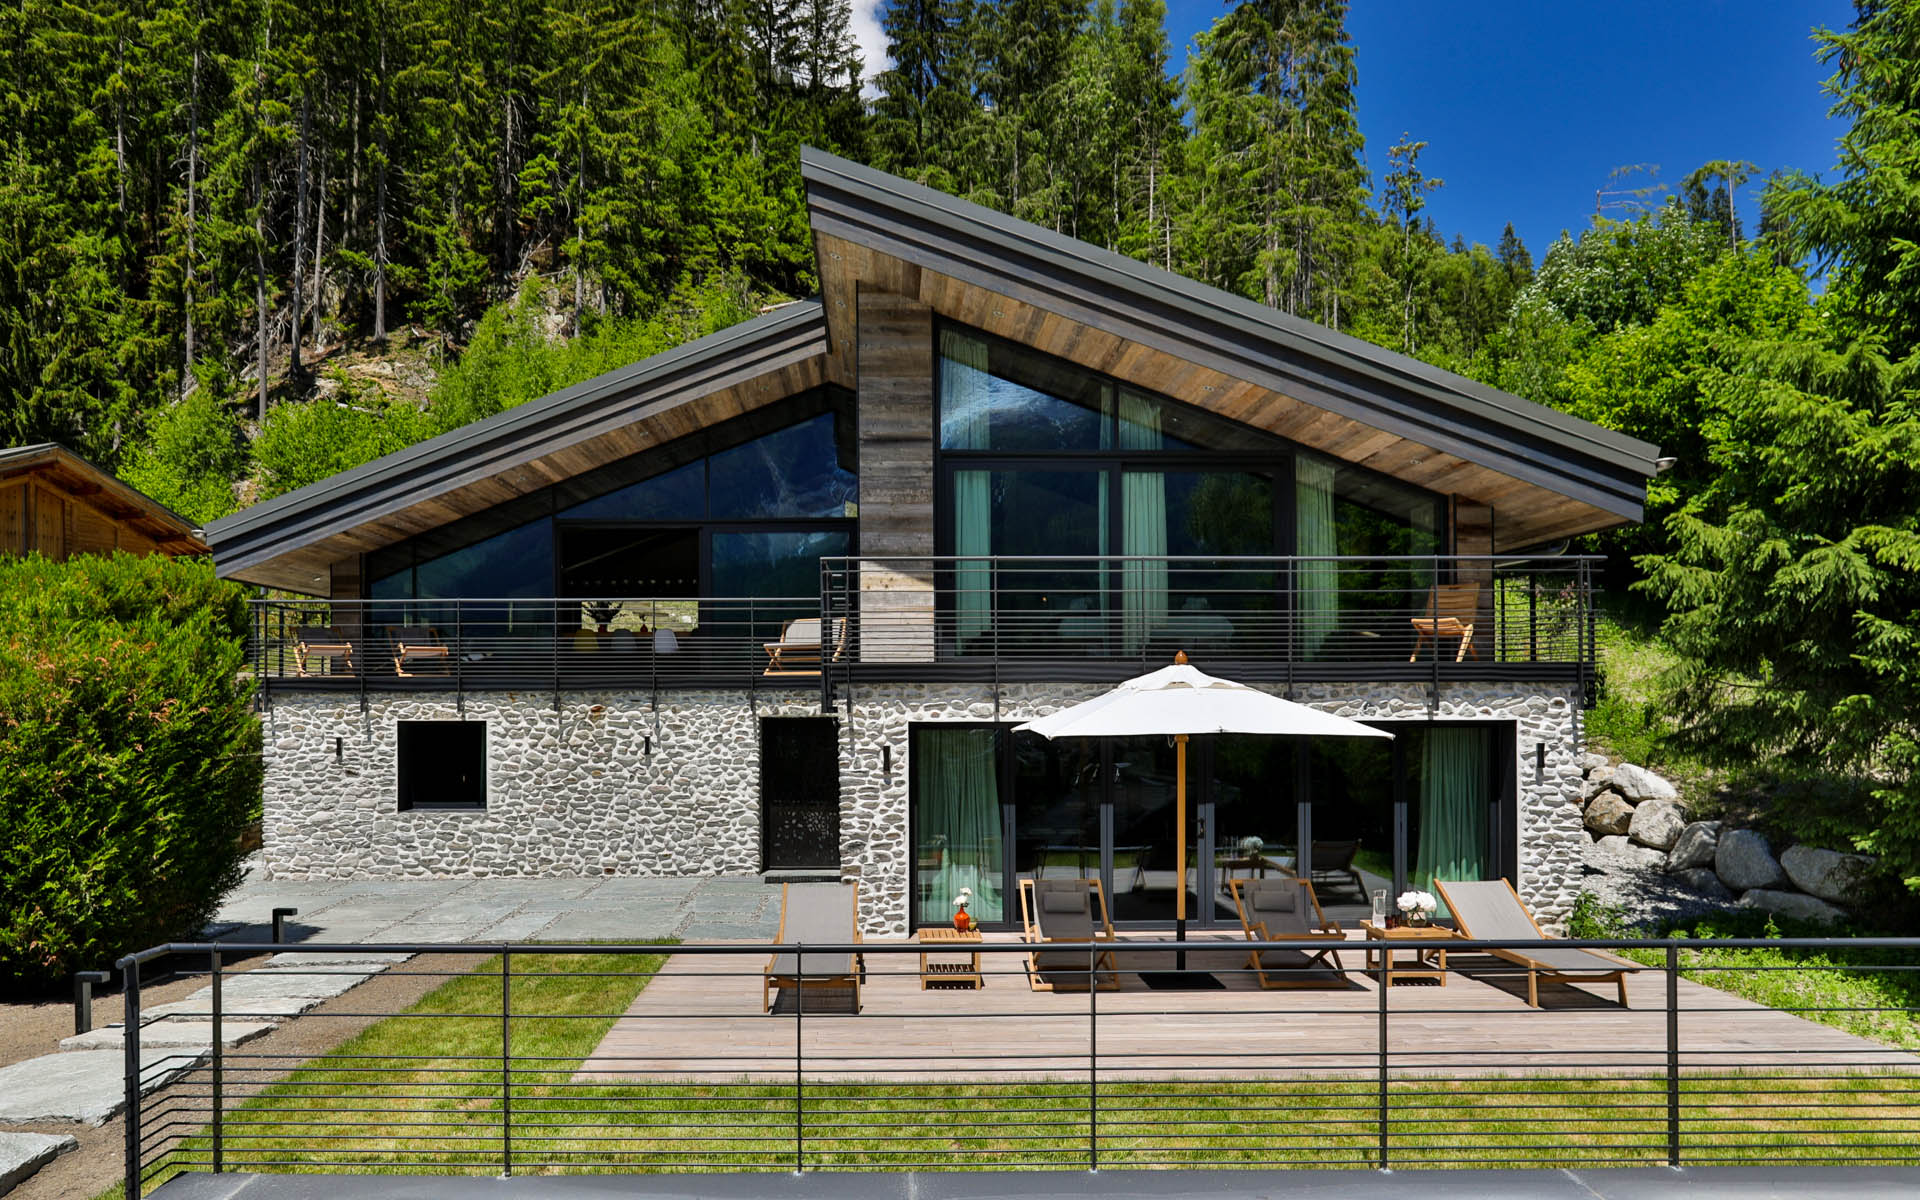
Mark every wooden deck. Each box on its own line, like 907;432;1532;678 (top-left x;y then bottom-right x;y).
574;934;1918;1084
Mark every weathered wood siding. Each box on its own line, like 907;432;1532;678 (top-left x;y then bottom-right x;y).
856;285;937;663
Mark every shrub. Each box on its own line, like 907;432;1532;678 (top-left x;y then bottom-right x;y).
0;554;261;996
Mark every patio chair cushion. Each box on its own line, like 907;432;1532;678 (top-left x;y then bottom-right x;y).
1041;890;1088;915
767;883;857;978
1245;879;1314;935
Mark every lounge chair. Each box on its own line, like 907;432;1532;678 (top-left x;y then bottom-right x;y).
1308;839;1365;898
762;617;848;677
294;625;355;676
1229;877;1348;989
1409;582;1480;662
763;882;865;1013
1018;877;1119;992
388;626;451;677
1434;878;1634;1008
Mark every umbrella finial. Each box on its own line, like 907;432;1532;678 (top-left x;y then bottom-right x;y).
1174;650;1189;665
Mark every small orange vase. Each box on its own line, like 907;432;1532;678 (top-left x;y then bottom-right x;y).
954;910;972;932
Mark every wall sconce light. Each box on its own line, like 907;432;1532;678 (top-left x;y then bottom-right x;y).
1535;742;1546;783
644;735;653;757
334;737;343;762
882;745;893;773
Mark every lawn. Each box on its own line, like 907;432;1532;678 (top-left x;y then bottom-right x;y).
117;947;1920;1194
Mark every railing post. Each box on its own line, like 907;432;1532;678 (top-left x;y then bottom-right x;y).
211;949;223;1173
1666;942;1681;1166
501;947;512;1177
121;955;142;1200
74;970;109;1035
454;603;463;712
794;945;805;1173
1377;943;1389;1170
1088;942;1099;1171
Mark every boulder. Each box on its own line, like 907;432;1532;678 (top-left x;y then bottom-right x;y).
1592;834;1666;871
1629;798;1688;851
1580;752;1611;774
1665;821;1722;872
1672;868;1734;902
1780;845;1874;905
1581;765;1617;801
1612;762;1679;805
1715;829;1787;892
1738;888;1847;926
1584;792;1634;837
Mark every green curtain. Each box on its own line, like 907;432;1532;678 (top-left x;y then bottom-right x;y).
1119;390;1167;655
943;331;992;646
1295;457;1338;658
1413;727;1488;912
914;728;1004;924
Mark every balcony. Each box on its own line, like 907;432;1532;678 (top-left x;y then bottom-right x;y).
248;555;1597;701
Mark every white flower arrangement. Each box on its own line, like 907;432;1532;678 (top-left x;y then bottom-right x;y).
1396;890;1438;920
953;887;973;911
1238;836;1264;857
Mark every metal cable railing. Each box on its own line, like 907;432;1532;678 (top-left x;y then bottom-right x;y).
114;933;1920;1195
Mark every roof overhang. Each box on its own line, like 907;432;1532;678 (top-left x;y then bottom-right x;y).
0;443;207;555
206;301;830;592
801;148;1658;550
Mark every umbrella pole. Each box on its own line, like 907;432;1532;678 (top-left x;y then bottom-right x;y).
1175;732;1188;971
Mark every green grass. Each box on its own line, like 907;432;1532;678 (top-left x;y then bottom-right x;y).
1570;896;1920;1051
118;947;1920;1192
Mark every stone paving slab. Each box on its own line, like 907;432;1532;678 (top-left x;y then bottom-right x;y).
0;1049;205;1126
60;1020;277;1053
144;994;325;1021
256;951;415;969
0;1130;78;1194
203;970;374;1002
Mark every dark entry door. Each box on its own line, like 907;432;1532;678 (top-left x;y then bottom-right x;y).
760;718;841;870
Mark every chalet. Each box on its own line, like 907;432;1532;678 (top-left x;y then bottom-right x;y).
204;150;1659;933
1;443;208;561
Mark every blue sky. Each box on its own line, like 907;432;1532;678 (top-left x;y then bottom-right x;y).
1165;0;1853;256
848;1;1856;261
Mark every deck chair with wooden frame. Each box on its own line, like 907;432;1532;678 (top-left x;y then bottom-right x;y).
1018;877;1119;992
1307;839;1366;899
763;881;865;1014
294;625;355;677
1408;582;1481;662
762;617;848;677
1228;876;1349;989
1434;878;1635;1008
388;626;451;677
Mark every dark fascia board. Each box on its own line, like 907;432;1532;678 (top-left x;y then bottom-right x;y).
0;441;206;547
800;148;1659;520
207;301;828;577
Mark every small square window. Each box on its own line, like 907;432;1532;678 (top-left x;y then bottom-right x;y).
397;721;486;811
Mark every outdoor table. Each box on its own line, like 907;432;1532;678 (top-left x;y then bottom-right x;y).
917;927;984;990
1361;920;1458;987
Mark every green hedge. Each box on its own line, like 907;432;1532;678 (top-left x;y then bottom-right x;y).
0;554;261;996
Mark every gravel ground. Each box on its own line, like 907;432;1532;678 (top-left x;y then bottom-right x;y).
4;953;483;1200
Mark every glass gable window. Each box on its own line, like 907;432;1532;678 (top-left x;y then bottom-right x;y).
938;321;1447;660
709;412;857;519
559;460;706;523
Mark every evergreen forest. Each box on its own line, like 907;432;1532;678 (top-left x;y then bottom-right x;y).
3;0;1920;895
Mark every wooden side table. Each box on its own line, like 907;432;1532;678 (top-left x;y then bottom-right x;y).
1361;921;1457;987
918;927;984;990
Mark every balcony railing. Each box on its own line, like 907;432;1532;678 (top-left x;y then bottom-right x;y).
821;554;1596;682
248;555;1597;697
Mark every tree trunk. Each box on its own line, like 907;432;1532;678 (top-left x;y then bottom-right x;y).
182;33;200;392
373;21;389;340
290;93;309;377
311;119;327;349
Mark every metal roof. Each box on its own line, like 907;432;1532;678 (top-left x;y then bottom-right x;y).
800;148;1659;521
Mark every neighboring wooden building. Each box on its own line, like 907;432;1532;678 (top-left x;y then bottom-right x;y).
0;443;208;561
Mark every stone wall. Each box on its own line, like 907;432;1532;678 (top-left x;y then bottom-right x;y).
261;680;1584;935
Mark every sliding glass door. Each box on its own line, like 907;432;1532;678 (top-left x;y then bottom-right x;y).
907;720;1515;931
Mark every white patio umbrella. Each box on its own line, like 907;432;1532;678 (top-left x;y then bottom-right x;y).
1015;652;1392;954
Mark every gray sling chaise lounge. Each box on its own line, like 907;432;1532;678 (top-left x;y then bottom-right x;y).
1435;878;1635;1008
1018;877;1120;992
1228;877;1348;989
763;882;864;1013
